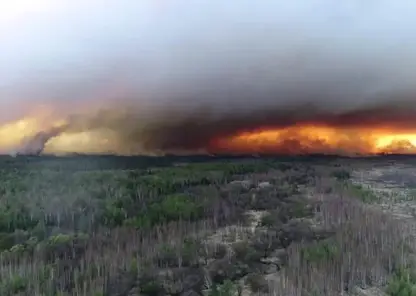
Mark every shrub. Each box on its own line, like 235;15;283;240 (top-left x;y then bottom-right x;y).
387;268;416;296
300;239;340;264
346;184;379;203
0;274;28;295
246;273;269;293
209;280;237;296
331;169;351;181
127;194;205;228
259;212;277;227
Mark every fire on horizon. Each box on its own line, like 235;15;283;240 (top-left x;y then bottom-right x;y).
3;1;416;156
3;115;416;156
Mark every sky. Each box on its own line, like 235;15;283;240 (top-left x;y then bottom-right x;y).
2;0;416;155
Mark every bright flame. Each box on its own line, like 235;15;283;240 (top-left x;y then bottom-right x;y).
375;135;416;149
3;116;416;155
212;125;416;155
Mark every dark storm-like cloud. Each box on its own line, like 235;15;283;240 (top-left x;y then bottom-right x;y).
2;0;416;154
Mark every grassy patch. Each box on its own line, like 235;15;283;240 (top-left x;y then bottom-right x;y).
345;183;380;203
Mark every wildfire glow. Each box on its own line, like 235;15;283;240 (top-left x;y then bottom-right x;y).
0;116;64;153
0;115;121;155
45;130;119;154
212;125;416;155
3;115;416;156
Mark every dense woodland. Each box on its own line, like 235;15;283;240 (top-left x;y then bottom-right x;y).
0;155;413;296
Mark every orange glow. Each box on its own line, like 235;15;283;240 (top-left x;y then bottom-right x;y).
45;130;120;154
212;125;416;155
3;115;416;155
0;116;66;153
0;115;123;155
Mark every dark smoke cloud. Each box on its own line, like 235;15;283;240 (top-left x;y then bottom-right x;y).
17;125;68;156
2;0;416;154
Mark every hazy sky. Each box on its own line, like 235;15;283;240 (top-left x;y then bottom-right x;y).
2;0;416;154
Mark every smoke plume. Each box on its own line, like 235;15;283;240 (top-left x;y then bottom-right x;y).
2;0;416;155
